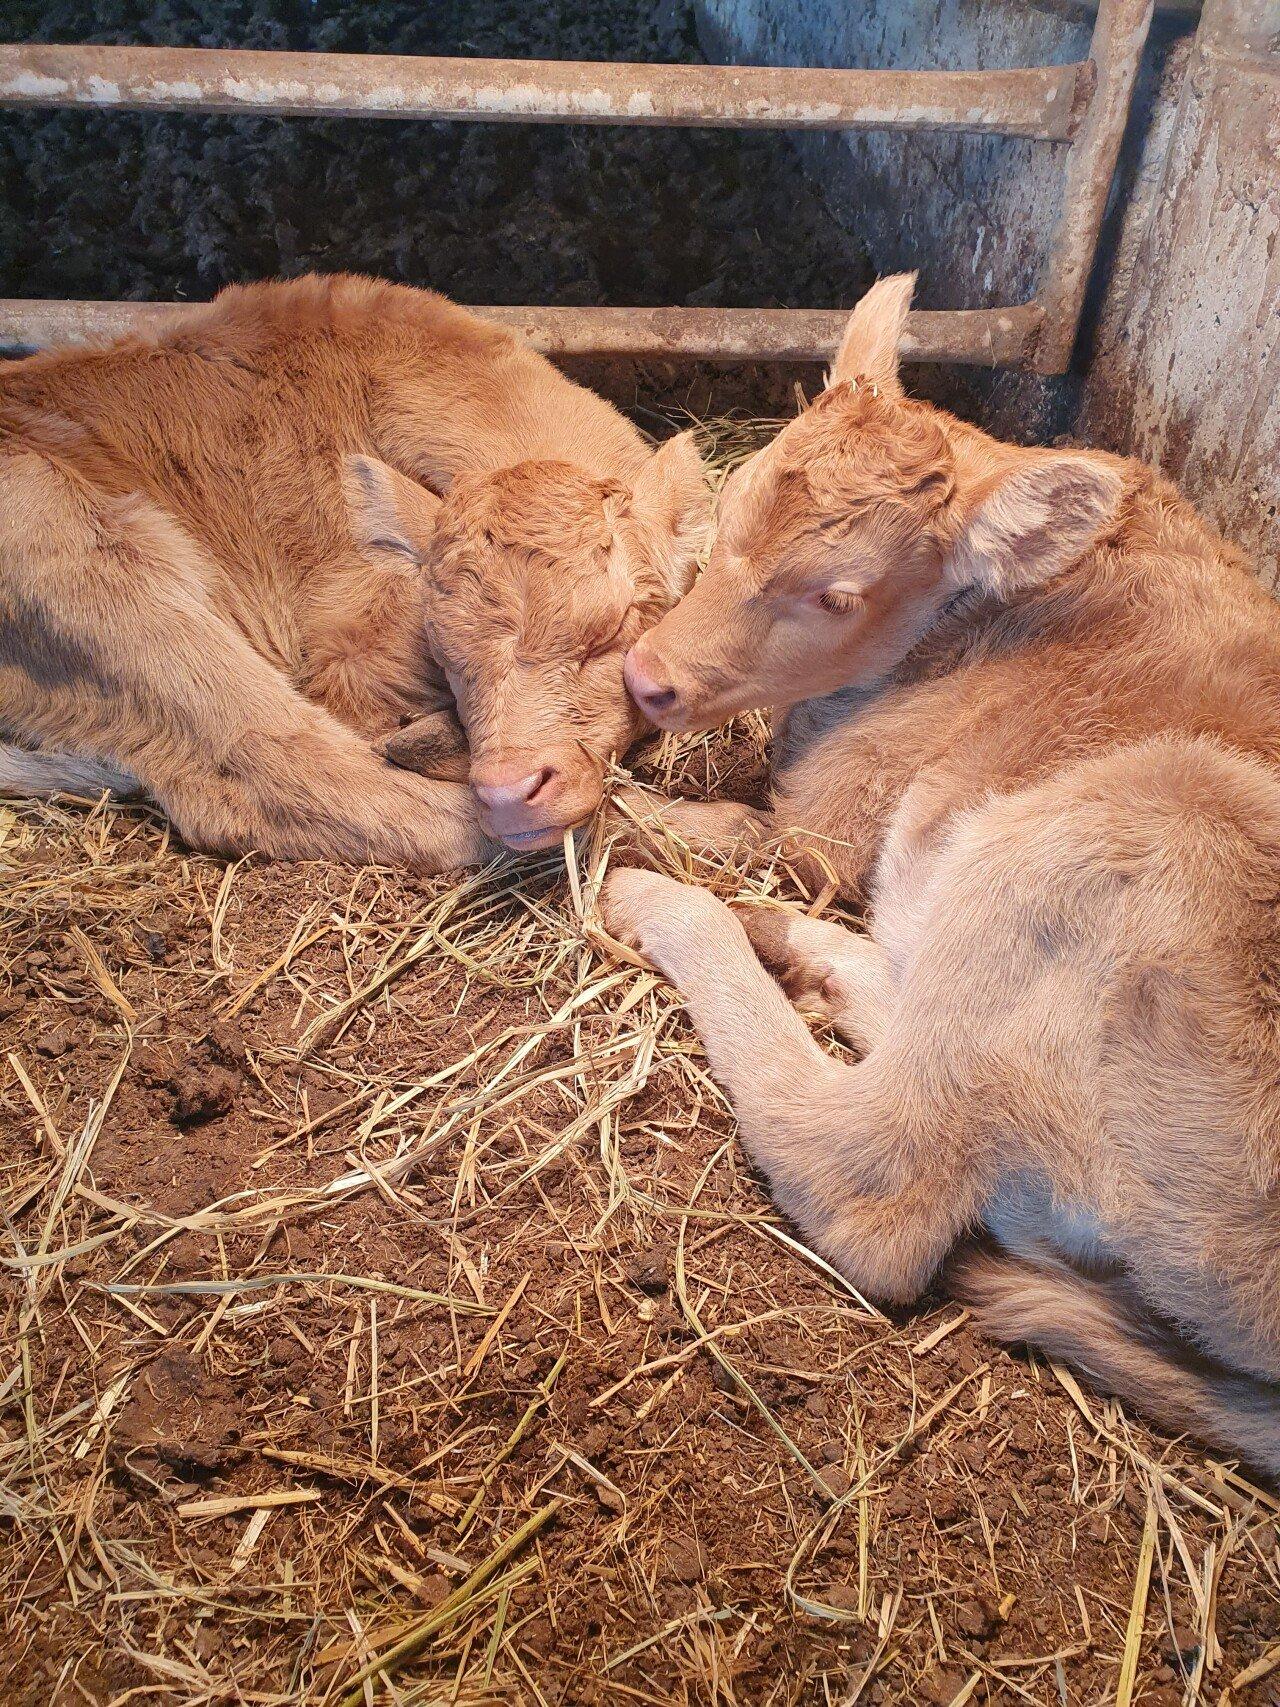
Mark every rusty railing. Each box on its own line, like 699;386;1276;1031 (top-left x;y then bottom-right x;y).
0;0;1155;371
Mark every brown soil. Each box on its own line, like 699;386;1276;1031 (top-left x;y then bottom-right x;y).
3;728;1279;1706
5;3;1277;1698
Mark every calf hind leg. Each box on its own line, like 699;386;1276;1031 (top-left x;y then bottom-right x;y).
606;786;767;870
0;452;492;870
734;904;895;1052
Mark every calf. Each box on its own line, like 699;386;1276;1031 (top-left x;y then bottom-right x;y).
1;274;708;866
606;275;1280;1474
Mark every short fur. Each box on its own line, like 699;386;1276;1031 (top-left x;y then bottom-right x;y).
608;276;1280;1475
1;274;708;864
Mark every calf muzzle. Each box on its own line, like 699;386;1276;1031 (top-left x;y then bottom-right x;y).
469;745;604;851
624;642;684;727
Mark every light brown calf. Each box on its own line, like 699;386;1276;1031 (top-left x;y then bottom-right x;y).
606;276;1280;1474
0;274;709;865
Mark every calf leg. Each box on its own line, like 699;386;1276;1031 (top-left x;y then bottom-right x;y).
302;570;448;738
733;904;895;1052
608;786;766;865
601;868;984;1302
0;452;493;870
607;788;852;891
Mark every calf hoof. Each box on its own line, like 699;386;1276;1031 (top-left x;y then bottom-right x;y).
600;868;722;967
377;711;471;783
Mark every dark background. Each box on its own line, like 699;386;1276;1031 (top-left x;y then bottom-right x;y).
0;0;872;332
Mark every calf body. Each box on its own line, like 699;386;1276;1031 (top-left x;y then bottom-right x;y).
1;275;707;864
608;277;1280;1472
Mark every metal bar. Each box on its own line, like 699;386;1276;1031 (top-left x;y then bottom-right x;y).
0;42;1087;139
0;298;1045;367
1031;0;1156;371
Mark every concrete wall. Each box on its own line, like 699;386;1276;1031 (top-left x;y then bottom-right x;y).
1080;2;1280;587
698;0;1095;313
698;0;1279;586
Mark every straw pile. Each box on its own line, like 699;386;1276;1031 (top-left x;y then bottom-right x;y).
2;421;1278;1705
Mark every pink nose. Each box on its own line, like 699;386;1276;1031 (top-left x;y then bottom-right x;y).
624;645;680;722
471;764;558;811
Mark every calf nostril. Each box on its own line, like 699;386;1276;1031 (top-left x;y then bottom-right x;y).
642;685;679;715
625;648;680;718
474;772;537;808
524;765;556;805
471;765;560;810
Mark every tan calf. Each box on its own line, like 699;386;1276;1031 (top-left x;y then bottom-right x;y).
1;274;708;865
607;276;1280;1474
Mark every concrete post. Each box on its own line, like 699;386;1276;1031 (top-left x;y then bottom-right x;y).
1082;0;1280;583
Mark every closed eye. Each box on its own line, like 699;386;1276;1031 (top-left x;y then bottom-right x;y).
367;536;423;567
816;587;864;617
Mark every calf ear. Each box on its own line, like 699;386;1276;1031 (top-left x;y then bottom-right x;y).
829;272;916;396
629;430;714;596
343;454;444;565
375;708;471;782
946;452;1124;598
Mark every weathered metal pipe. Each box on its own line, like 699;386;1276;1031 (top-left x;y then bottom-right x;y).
0;42;1086;138
1032;0;1157;371
0;298;1045;367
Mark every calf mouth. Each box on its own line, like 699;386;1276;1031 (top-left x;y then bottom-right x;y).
640;699;728;736
499;823;574;852
484;800;600;854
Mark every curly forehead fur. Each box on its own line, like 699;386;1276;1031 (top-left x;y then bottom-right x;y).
425;460;656;673
443;460;621;564
732;386;956;571
782;385;954;508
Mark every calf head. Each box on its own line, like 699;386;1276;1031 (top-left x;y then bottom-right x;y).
625;275;1125;732
346;434;709;848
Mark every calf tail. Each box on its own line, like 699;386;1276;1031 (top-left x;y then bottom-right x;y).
949;1243;1280;1480
0;742;140;801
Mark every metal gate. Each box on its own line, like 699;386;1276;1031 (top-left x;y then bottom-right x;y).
0;0;1154;371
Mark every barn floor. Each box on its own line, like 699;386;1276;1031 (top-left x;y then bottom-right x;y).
3;710;1280;1706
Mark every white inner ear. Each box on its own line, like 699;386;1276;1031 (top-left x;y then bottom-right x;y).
947;454;1124;598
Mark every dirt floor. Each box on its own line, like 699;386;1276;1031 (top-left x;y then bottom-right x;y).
3;718;1280;1705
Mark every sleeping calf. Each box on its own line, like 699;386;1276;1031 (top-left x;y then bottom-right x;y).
0;274;708;866
607;275;1280;1475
